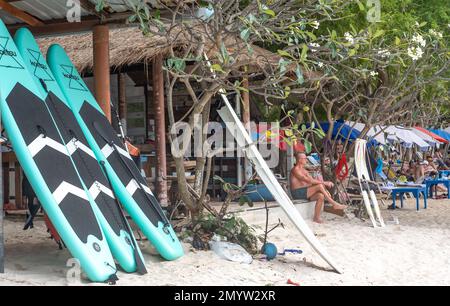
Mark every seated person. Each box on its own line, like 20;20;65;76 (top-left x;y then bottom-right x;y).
434;149;449;170
290;152;346;223
424;155;439;177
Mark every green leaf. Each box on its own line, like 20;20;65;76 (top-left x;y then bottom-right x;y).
263;9;276;18
372;29;385;39
304;139;312;154
395;37;401;46
419;22;427;27
285;129;293;137
295;65;304;85
211;64;225;73
128;14;137;23
277;50;292;58
301;44;308;61
220;43;230;64
355;0;365;11
95;0;105;12
331;30;337;41
348;49;356;57
305;31;317;41
240;28;251;41
284;86;291;98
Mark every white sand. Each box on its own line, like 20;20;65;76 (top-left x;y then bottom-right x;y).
1;198;450;286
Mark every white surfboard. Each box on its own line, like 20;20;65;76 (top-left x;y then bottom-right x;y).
354;139;385;227
216;94;341;273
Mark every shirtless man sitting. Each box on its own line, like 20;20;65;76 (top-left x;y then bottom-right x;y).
290;152;346;223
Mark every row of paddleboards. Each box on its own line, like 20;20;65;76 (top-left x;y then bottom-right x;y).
0;19;183;282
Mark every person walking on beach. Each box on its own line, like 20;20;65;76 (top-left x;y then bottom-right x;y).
290;152;346;223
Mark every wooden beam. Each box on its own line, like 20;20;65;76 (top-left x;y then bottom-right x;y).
7;13;131;37
0;0;44;26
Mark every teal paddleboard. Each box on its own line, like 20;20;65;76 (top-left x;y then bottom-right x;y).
47;44;184;261
0;19;116;282
14;27;147;274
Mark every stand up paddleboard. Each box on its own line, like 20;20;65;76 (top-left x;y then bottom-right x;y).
47;44;183;261
14;28;147;274
0;19;116;282
355;139;385;228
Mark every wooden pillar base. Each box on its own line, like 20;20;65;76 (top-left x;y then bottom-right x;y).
152;55;168;205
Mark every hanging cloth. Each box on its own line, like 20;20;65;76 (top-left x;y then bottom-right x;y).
335;153;349;181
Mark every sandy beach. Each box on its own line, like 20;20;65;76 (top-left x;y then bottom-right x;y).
1;197;450;286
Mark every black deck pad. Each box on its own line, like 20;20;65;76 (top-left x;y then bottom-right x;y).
79;102;165;227
45;92;126;236
6;83;102;243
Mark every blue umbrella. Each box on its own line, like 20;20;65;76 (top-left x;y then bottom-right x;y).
316;121;378;146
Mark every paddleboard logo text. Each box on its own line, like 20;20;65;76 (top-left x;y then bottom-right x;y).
0;49;17;57
63;72;80;81
0;37;25;69
30;60;47;69
61;64;88;92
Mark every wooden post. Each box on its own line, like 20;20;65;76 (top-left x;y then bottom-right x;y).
144;65;150;142
14;163;22;209
93;24;111;122
117;72;127;133
152;55;168;205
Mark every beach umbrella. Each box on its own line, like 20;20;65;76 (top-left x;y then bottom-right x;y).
385;126;430;151
318;121;378;145
346;121;390;145
412;128;440;147
429;129;450;143
318;121;379;146
415;127;449;144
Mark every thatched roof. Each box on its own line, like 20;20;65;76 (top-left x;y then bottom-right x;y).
37;26;281;74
